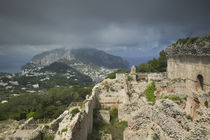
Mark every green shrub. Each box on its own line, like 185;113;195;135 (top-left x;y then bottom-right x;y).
145;82;156;105
200;129;207;136
61;128;68;133
43;135;54;140
50;123;56;128
127;76;133;81
110;108;118;124
168;96;182;101
204;101;208;108
199;112;203;116
152;133;160;140
186;115;192;121
110;87;115;92
26;112;35;120
160;93;164;99
71;108;80;117
164;95;186;104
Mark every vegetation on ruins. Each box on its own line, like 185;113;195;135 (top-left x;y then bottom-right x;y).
88;108;128;140
172;36;210;46
26;111;35;120
152;133;160;140
136;50;167;72
204;100;208;108
70;108;80;117
61;128;68;133
0;86;93;121
145;82;156;105
200;129;207;136
171;78;186;84
186;115;193;121
42;134;54;140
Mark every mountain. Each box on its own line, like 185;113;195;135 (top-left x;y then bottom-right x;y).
70;48;129;69
21;48;129;81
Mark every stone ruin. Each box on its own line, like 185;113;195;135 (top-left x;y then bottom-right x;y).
165;37;210;117
166;39;210;92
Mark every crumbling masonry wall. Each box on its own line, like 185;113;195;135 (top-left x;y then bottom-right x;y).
69;86;99;140
167;56;210;92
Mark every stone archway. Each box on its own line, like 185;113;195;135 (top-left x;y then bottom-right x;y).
197;74;204;90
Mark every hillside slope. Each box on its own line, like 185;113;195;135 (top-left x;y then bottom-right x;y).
21;48;129;81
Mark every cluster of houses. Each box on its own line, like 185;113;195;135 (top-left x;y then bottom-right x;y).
0;72;42;104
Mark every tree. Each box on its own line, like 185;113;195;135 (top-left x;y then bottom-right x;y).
137;50;167;72
158;50;167;72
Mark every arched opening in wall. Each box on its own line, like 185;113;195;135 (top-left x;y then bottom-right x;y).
197;74;204;90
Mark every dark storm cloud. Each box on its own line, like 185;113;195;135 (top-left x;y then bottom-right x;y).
0;0;210;72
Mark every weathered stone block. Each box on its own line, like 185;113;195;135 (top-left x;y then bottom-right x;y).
98;110;110;123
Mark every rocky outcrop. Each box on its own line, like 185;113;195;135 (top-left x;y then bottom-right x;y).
165;36;210;58
19;117;37;130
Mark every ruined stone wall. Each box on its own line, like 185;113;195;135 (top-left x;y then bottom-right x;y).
98;91;125;108
97;77;127;108
167;56;210;92
116;73;127;80
69;86;99;140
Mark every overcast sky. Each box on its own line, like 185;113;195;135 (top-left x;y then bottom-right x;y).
0;0;210;73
